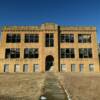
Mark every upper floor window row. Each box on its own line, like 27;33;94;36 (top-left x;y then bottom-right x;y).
6;33;91;43
6;34;39;43
60;34;74;43
78;34;91;43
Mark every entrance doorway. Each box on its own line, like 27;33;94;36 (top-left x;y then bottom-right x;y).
45;55;54;71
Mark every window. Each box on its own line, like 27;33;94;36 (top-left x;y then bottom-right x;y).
23;64;28;72
79;48;92;58
89;64;94;72
5;48;20;58
60;48;75;58
71;64;76;72
60;34;74;43
45;33;54;47
14;64;20;72
78;34;91;43
79;64;84;72
25;34;39;43
4;64;9;72
60;64;66;72
33;64;39;72
24;48;38;58
6;34;20;43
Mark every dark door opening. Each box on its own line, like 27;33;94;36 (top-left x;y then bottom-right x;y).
45;55;54;71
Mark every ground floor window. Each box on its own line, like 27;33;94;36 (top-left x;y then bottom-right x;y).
89;64;94;72
33;64;39;72
60;64;66;72
71;64;76;72
14;64;20;72
4;64;9;72
79;64;84;72
23;64;28;72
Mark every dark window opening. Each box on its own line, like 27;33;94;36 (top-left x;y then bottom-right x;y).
78;34;91;43
24;48;38;58
60;48;75;58
5;48;20;58
45;33;54;47
6;34;20;43
25;34;39;43
60;34;74;43
79;48;92;58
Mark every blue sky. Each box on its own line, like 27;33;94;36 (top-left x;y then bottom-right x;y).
0;0;100;42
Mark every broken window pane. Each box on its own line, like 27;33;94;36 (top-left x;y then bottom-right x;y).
79;48;92;58
5;48;20;58
24;48;39;58
78;34;91;43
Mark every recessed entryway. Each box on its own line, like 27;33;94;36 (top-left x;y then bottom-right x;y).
45;55;54;71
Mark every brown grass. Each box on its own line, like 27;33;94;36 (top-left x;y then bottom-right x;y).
58;72;100;100
0;73;45;100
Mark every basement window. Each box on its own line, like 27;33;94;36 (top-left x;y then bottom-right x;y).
14;64;20;72
71;64;76;72
89;64;94;72
79;64;84;72
23;64;28;72
24;48;38;58
33;64;39;72
60;64;66;72
5;48;20;58
4;64;9;72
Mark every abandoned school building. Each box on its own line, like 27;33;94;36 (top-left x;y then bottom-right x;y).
0;23;99;73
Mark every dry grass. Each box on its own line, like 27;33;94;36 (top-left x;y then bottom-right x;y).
0;73;45;100
58;72;100;100
0;73;100;100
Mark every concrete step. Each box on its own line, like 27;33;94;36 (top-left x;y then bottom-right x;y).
42;73;67;100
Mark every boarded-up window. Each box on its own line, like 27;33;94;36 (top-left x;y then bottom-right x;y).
80;64;84;72
14;64;20;72
34;64;39;72
61;64;66;72
89;64;94;72
71;64;76;72
4;64;9;72
23;64;28;72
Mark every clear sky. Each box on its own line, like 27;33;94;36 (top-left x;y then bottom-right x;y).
0;0;100;42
